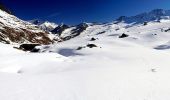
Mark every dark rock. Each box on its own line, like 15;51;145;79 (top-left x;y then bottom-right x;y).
90;37;97;41
119;33;129;38
19;44;40;51
76;46;84;50
164;28;170;32
143;22;148;26
115;28;120;31
152;33;157;36
154;45;170;50
87;44;97;48
96;31;105;35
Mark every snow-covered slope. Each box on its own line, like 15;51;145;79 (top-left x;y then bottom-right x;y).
1;9;170;100
0;10;54;44
1;20;170;100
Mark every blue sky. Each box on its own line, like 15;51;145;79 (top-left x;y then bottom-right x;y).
1;0;170;25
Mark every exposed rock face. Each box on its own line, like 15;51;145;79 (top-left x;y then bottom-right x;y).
0;9;54;44
61;23;88;41
51;24;70;36
51;23;89;41
1;27;52;44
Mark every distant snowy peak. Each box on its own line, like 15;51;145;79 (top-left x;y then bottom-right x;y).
116;9;170;24
40;21;58;31
30;20;58;31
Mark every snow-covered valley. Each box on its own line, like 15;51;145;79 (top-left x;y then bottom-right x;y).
1;9;170;100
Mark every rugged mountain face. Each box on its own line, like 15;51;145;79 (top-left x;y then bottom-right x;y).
51;24;70;35
0;10;54;44
51;23;90;41
116;9;170;24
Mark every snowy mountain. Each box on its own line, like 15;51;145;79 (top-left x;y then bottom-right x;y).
30;19;58;31
40;21;58;31
116;9;170;24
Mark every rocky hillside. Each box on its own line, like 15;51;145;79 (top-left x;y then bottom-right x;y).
0;9;54;44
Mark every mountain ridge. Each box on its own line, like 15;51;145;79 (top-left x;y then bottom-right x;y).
116;9;170;24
